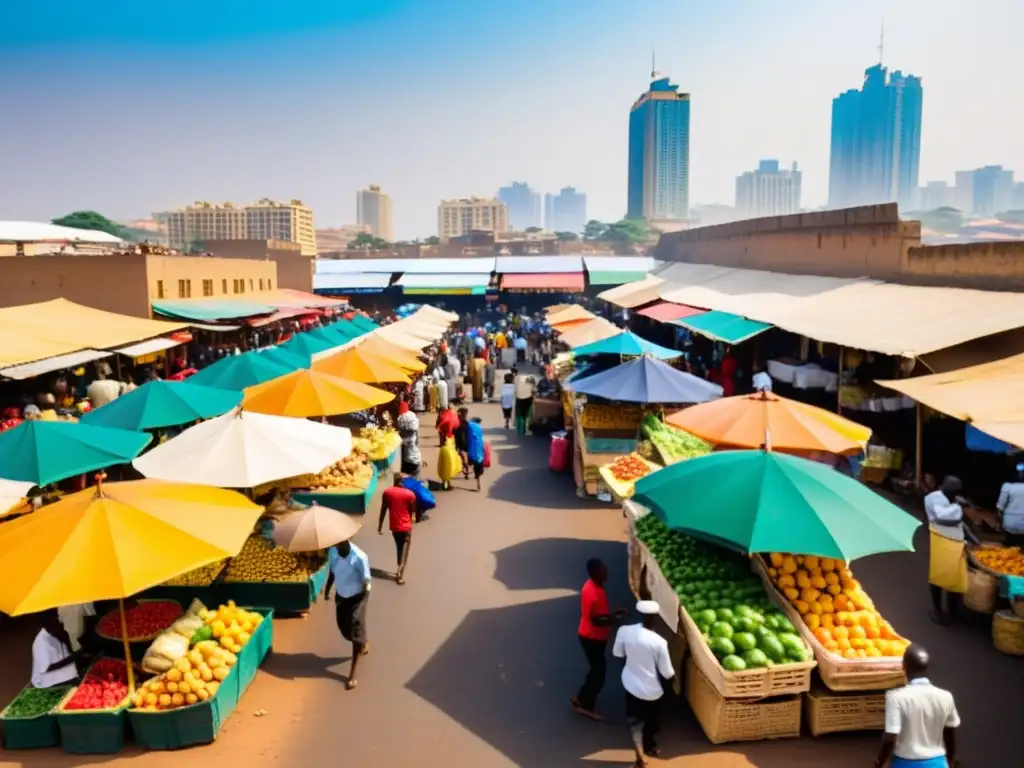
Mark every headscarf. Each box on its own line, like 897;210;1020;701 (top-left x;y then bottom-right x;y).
398;401;410;415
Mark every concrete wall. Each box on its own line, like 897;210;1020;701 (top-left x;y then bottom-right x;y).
0;252;151;316
654;202;1024;291
145;254;277;302
200;239;312;293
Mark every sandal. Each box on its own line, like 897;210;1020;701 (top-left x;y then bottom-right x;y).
396;575;406;586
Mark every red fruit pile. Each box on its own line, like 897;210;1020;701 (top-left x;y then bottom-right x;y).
96;601;183;640
610;455;652;482
63;659;129;711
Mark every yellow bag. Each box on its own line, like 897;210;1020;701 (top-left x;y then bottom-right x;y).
928;529;968;593
437;438;463;482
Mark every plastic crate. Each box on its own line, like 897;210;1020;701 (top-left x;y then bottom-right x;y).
234;608;275;692
54;691;129;755
371;447;399;476
0;685;71;750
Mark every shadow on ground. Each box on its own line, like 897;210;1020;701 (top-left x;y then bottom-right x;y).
488;465;604;510
492;537;629;593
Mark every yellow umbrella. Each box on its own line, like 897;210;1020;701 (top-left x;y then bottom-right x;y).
313;346;412;384
0;477;262;688
243;368;394;418
357;337;427;372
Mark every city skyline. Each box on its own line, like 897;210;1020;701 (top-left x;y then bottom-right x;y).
1;0;1020;239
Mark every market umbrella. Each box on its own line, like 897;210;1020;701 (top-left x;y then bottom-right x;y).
349;315;380;333
411;306;457;324
188;351;294;391
0;478;35;519
281;330;338;360
0;421;152;486
372;326;433;352
81;379;242;431
133;408;353;487
569;356;723;404
666;391;871;455
632;450;921;561
545;303;572;315
547;305;595;326
0;477;262;688
313;346;412;384
242;368;394;418
556;317;620;348
307;324;356;348
356;337;427;372
272;503;361;552
259;345;310;370
572;330;681;361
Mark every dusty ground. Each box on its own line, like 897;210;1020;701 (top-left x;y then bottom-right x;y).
0;401;1019;767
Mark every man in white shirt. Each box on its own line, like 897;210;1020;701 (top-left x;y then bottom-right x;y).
31;611;80;689
996;463;1024;544
324;540;372;690
751;364;772;393
612;600;674;767
875;644;959;768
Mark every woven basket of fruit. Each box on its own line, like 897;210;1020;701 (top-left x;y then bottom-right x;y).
598;454;660;500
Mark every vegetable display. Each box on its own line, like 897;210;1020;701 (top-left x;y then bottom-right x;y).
635;515;810;671
61;660;130;711
609;455;653;483
96;601;184;641
765;552;911;660
200;601;265;654
973;546;1024;576
283;454;374;492
223;535;326;583
580;405;643;430
4;687;68;718
641;414;712;464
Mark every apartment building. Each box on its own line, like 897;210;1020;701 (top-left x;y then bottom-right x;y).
438;197;509;242
166;200;317;256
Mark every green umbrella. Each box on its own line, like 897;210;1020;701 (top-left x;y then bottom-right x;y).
188;351;293;391
281;331;336;359
259;345;309;370
0;421;152;486
306;325;353;349
331;319;366;338
632;450;921;561
81;380;241;431
349;315;378;333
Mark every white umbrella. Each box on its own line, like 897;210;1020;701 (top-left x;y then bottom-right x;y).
373;326;433;351
0;479;35;518
414;305;459;324
133;409;352;488
388;318;445;341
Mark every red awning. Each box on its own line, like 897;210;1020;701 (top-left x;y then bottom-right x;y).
502;273;585;291
637;302;705;322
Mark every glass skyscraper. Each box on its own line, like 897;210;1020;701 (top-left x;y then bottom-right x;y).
828;64;923;210
627;75;690;222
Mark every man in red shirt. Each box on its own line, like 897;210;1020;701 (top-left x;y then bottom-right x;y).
571;558;625;720
377;473;418;585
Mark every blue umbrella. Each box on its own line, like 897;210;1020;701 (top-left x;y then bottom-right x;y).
568;356;723;404
573;330;681;360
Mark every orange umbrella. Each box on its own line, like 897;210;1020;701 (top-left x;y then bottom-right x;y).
557;317;621;348
665;391;871;455
242;369;394;418
356;337;427;372
313;346;411;384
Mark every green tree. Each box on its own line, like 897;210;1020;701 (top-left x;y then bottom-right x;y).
603;217;651;245
348;232;391;250
582;220;608;241
51;211;128;239
555;231;579;241
423;236;440;246
524;226;542;234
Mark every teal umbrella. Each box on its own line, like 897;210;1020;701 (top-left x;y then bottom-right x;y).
306;325;353;348
0;421;152;486
349;315;379;333
81;380;241;431
281;331;336;359
573;331;681;360
189;351;293;391
331;319;366;338
259;345;309;370
632;450;921;561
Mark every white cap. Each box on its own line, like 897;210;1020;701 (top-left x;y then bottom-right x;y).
636;600;660;616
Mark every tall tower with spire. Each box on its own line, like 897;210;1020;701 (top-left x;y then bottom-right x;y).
627;68;691;222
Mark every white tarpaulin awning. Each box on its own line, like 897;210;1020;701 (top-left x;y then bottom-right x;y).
597;274;666;308
495;255;584;274
397;273;491;289
0;349;113;380
313;273;393;291
0;221;124;244
314;257;496;275
116;337;182;358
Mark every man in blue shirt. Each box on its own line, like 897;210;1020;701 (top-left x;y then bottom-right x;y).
324;540;372;690
466;415;486;491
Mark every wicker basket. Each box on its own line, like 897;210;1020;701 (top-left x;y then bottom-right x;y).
992;610;1024;656
804;685;886;736
686;658;801;745
963;568;1000;614
751;557;907;692
1012;599;1024;620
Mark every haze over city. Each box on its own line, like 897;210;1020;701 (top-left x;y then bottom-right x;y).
1;0;1020;239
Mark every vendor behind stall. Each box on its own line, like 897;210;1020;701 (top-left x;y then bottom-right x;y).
31;610;81;689
925;476;977;625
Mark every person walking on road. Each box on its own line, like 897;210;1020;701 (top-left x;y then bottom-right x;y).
465;415;486;491
571;558;625;720
513;371;536;435
500;372;515;429
324;539;372;690
377;473;417;585
875;644;960;768
613;600;674;767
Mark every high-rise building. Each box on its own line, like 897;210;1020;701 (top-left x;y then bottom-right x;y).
544;187;588;233
828;64;923;210
166;200;317;256
356;185;394;242
953;166;1014;216
734;160;802;219
627;74;691;222
437;197;509;242
918;181;955;211
497;182;542;230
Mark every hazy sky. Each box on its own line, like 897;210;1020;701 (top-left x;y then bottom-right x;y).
1;0;1019;239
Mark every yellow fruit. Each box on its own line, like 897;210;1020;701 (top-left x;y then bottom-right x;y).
810;575;827;590
769;552;784;568
166;682;179;694
778;574;796;589
794;599;809;614
804;555;820;570
783;587;800;601
237;631;251;646
805;613;821;630
197;689;210;701
171;693;185;707
220;635;234;650
781;556;798;574
800;588;821;603
213;667;229;682
207;682;220;697
178;682;191;695
174;658;191;673
199;666;213;682
210;620;226;638
821;558;836;572
158;694;171;708
166;669;182;683
145;692;158;706
796;570;811;589
186;693;198;705
824;572;839;586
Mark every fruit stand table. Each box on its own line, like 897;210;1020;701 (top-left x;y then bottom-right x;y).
293;470;379;515
371;447;399;476
597;454;660;502
219;562;330;615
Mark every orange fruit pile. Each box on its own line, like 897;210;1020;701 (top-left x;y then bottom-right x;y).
973;546;1024;576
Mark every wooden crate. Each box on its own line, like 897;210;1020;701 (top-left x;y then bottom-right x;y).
678;603;815;699
751;557;907;692
686;658;801;745
805;686;886;736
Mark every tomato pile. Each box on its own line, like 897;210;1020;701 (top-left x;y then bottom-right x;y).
610;455;652;483
96;601;184;641
62;659;129;711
